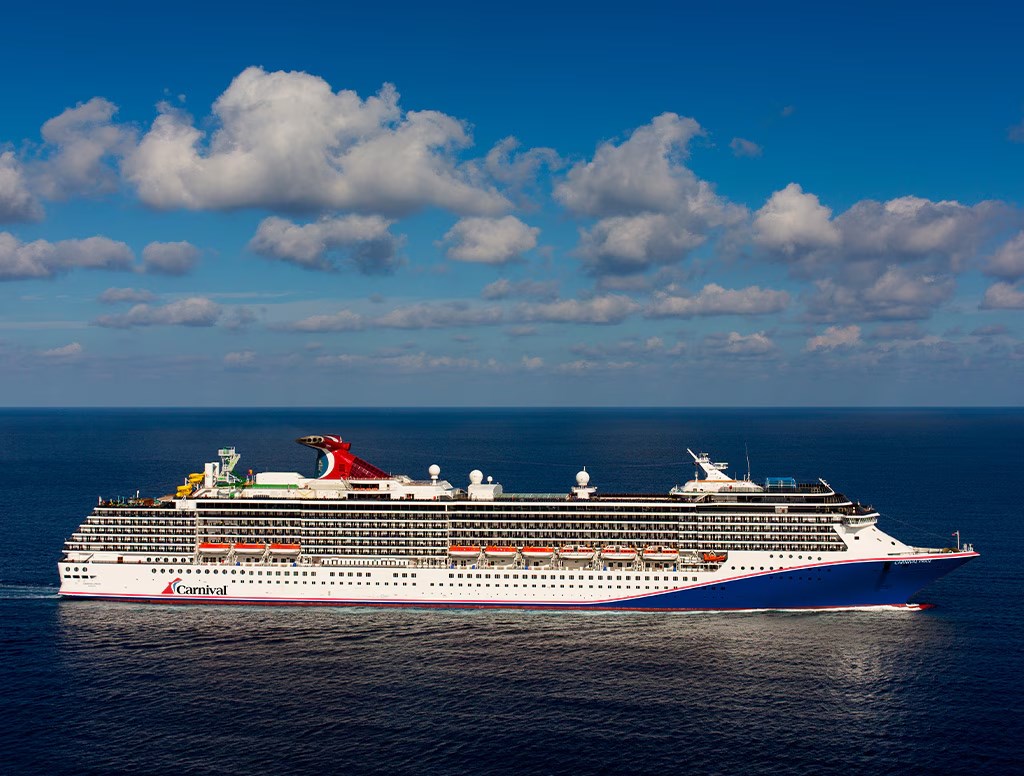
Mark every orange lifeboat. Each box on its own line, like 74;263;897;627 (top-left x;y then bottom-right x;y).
643;546;680;563
559;545;596;561
269;543;301;556
448;545;481;559
484;546;518;560
601;546;637;562
198;542;231;555
232;543;267;555
702;551;728;563
521;546;555;561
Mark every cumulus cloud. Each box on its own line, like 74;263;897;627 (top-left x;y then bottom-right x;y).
554;114;743;274
441;216;539;264
98;287;156;304
0;152;43;222
481;278;559;300
555;113;704;217
315;351;498;373
141;241;200;275
0;232;133;280
730;137;762;158
646;283;789;318
122;66;508;216
715;331;776;356
375;301;504;329
806;325;862;352
753;183;840;257
484;137;561;189
281;309;365;333
986;231;1024;280
39;341;82;359
34;98;135;200
980;281;1024;310
93;296;221;328
521;355;544;370
806;268;955;321
519;295;639;325
756;185;1008;275
250;215;403;274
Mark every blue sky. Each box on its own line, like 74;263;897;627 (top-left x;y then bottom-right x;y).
1;0;1022;406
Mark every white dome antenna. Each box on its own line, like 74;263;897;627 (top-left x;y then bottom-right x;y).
469;469;484;485
429;464;441;483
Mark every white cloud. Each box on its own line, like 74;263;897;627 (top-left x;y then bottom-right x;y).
555;113;743;274
98;287;156;304
521;355;544;370
730;137;762;158
481;278;559;300
806;324;862;352
484;137;561;189
555;113;704;217
753;183;840;256
93;296;221;328
646;283;790;318
375;302;505;330
281;309;365;333
986;231;1024;280
980;281;1024;310
519;295;640;325
250;215;402;274
0;152;42;222
807;268;955;321
122;66;509;216
39;341;82;359
35;97;135;200
441;216;539;264
719;331;776;356
224;350;256;367
142;241;200;275
756;185;1009;275
0;231;133;280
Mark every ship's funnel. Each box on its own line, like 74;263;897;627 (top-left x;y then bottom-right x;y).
295;435;389;480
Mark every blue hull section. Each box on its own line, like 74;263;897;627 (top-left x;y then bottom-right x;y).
588;554;977;610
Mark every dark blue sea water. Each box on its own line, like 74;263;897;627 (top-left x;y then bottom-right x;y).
1;408;1021;775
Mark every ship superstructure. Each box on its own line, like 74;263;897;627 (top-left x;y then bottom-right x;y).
58;437;977;610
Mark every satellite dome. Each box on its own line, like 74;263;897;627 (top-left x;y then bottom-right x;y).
428;464;441;479
469;469;484;485
576;469;591;487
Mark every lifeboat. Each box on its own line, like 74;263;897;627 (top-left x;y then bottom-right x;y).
601;546;637;562
558;545;596;561
702;551;728;563
448;545;481;559
484;546;518;560
643;546;680;563
232;543;266;555
521;546;555;561
198;542;231;555
268;543;301;556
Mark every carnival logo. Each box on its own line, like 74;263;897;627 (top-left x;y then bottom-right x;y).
162;577;228;595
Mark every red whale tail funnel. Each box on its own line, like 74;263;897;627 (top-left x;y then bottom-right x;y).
296;435;389;480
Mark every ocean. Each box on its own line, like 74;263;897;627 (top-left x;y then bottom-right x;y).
0;408;1021;775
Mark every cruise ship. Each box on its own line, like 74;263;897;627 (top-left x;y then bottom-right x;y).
58;435;978;610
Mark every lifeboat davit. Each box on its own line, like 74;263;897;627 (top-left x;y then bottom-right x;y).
521;546;555;561
484;546;518;560
642;546;680;563
559;545;596;561
448;545;481;559
702;551;728;563
232;543;266;555
269;543;301;556
601;546;637;562
198;542;231;555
